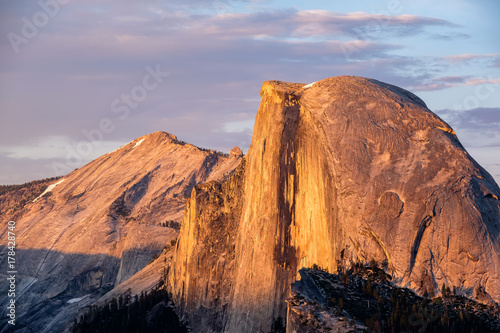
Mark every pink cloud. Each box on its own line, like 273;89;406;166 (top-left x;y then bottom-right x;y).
444;53;500;63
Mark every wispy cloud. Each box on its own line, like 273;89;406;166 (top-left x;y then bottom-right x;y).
443;53;500;64
409;76;500;91
0;136;127;160
182;10;457;40
429;32;470;40
0;7;461;54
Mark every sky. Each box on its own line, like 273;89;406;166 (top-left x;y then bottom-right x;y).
0;0;499;185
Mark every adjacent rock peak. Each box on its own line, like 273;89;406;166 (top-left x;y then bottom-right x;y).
131;131;178;147
230;146;243;157
148;130;178;141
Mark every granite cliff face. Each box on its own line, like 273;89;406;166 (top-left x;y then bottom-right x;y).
169;160;246;331
0;131;241;333
169;76;500;332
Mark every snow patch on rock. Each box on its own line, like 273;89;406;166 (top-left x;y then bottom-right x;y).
303;81;317;89
133;138;145;148
33;178;65;202
67;295;90;304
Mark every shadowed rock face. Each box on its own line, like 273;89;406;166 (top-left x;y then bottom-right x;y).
0;131;242;333
169;76;500;332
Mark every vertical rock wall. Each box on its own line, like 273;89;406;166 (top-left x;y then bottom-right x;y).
169;162;245;331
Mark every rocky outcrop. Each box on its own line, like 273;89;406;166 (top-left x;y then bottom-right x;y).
169;76;500;332
286;269;366;333
169;160;246;331
0;131;242;333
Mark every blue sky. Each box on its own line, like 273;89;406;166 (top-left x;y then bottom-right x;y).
0;0;499;184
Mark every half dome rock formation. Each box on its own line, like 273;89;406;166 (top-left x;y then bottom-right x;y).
0;131;242;333
169;76;500;332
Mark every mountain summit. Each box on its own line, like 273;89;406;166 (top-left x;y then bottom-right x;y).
169;76;500;332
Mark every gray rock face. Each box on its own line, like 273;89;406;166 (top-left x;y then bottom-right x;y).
0;131;242;333
169;77;500;332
